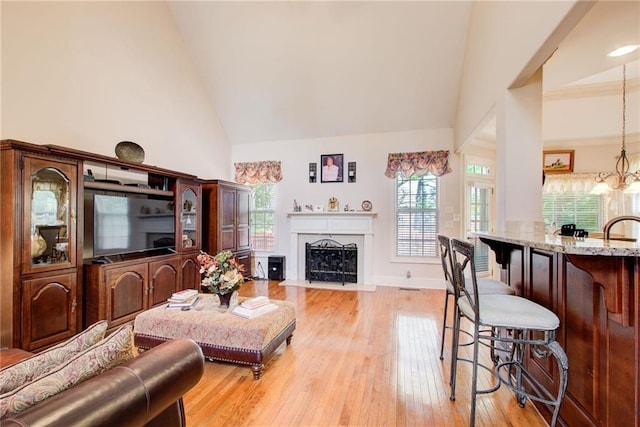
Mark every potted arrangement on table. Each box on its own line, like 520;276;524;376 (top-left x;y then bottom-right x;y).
197;250;246;308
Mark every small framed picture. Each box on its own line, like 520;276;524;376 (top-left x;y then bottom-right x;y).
543;150;574;174
320;154;344;183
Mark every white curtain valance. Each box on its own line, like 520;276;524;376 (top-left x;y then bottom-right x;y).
543;173;598;194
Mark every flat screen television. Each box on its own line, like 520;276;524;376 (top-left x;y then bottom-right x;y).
93;194;175;257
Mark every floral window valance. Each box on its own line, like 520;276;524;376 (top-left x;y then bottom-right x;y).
385;150;452;178
234;161;282;184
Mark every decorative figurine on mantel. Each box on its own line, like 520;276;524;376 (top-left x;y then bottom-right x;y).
293;199;302;212
328;197;339;212
344;203;349;211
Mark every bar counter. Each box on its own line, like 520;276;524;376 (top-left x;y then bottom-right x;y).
475;230;640;257
474;231;639;427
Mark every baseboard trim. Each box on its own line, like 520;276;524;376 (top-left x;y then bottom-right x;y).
372;276;445;289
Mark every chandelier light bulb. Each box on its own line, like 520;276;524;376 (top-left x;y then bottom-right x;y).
624;179;640;194
590;181;611;195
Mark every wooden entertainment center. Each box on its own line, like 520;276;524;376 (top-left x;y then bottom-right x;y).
0;139;251;349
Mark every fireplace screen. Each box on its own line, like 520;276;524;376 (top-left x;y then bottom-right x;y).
305;239;357;285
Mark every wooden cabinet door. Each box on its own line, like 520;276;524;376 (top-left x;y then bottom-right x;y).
176;180;201;252
21;273;78;351
148;257;180;307
105;264;147;327
180;253;201;290
21;156;78;275
219;186;237;251
236;188;251;252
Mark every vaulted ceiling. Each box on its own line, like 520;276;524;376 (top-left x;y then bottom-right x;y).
168;1;639;146
168;1;471;144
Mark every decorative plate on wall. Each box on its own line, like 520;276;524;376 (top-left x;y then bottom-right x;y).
361;200;372;211
115;141;145;164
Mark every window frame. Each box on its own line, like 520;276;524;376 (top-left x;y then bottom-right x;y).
248;183;277;253
392;173;439;262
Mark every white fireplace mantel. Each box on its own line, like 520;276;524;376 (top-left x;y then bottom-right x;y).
287;212;376;284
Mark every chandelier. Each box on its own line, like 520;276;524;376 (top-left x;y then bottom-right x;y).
591;64;640;194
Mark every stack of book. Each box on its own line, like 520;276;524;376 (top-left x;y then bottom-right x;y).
166;289;199;310
231;296;278;319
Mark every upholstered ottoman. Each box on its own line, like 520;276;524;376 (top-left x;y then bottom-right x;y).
133;294;295;379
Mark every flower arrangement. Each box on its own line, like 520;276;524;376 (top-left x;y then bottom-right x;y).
197;250;246;295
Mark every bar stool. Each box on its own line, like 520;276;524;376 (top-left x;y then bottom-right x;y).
449;237;568;427
436;234;515;363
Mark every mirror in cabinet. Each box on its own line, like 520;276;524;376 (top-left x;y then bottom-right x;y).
177;180;201;251
23;156;77;273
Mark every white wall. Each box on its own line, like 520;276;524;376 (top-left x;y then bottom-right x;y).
455;1;587;149
545;90;640;144
233;129;460;288
1;1;231;180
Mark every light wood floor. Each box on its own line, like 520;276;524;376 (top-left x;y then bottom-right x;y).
183;280;549;426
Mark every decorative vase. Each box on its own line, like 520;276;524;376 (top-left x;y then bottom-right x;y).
218;292;233;308
31;232;47;259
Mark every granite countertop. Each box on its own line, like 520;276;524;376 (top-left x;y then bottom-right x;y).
473;231;640;257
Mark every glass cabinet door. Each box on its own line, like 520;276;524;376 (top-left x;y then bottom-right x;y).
22;156;77;273
177;181;201;251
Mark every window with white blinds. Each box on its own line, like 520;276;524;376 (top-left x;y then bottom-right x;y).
395;174;438;257
468;185;492;273
542;192;603;232
249;183;276;251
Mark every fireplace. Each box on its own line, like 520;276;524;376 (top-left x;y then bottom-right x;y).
287;212;376;284
305;239;357;284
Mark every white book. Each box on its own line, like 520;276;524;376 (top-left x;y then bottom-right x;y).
231;303;278;319
241;296;270;309
170;289;198;300
167;296;199;308
167;294;198;304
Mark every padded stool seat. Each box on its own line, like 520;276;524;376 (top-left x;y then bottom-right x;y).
477;278;515;294
458;294;560;330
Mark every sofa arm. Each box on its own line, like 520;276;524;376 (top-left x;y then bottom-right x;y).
2;338;204;427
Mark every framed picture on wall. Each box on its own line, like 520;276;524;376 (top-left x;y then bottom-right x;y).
320;154;344;183
543;150;574;174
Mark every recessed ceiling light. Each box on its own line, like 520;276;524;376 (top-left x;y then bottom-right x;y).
608;45;640;57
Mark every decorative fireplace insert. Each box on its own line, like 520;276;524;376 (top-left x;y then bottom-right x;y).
305;239;357;285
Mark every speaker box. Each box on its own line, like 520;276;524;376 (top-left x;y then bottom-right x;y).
268;256;285;281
